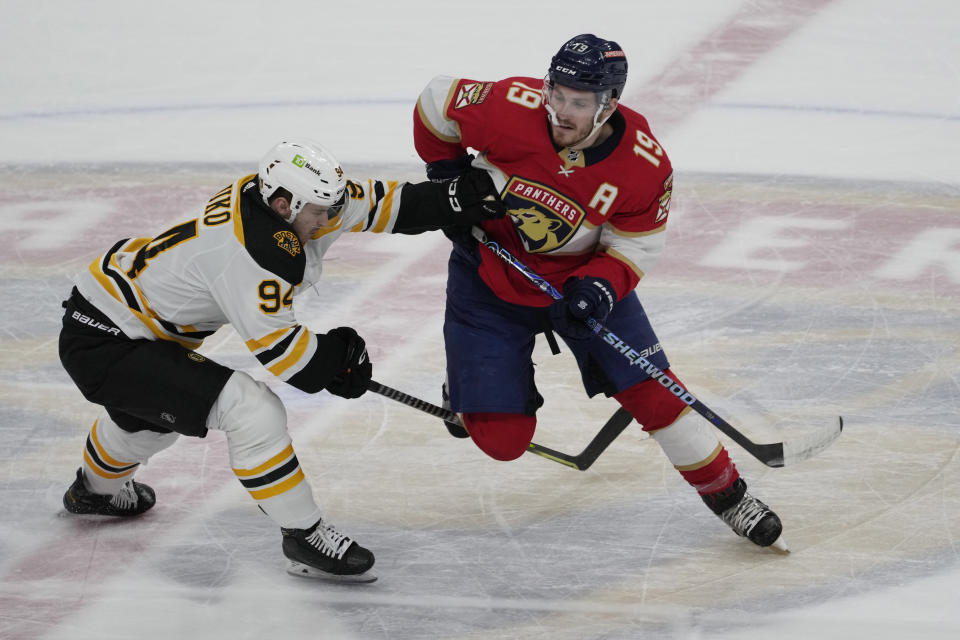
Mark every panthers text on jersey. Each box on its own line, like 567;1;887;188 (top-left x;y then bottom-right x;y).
414;75;673;307
75;174;404;393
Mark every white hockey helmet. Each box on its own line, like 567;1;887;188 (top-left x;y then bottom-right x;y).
257;139;347;222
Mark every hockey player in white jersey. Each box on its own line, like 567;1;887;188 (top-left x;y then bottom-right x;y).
58;138;505;582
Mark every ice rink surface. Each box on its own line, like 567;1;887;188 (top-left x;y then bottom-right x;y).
1;1;958;638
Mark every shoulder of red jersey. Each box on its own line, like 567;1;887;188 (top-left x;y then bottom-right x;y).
605;103;673;210
613;103;671;170
451;76;546;122
416;75;551;154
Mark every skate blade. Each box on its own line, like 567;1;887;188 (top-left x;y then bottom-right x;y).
286;561;378;583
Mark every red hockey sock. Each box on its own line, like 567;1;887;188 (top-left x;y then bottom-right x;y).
676;445;739;495
463;412;536;461
612;368;689;432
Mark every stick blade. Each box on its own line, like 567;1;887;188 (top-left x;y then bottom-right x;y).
781;416;843;466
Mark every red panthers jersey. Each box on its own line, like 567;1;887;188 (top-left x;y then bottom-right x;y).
414;75;673;307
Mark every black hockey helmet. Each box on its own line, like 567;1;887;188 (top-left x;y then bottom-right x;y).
547;34;628;100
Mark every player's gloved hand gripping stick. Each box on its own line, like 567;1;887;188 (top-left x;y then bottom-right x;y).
468;226;843;468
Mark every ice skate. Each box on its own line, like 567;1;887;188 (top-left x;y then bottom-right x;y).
62;467;156;517
441;382;469;438
282;519;377;583
703;478;789;552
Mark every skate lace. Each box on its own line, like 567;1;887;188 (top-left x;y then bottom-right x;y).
721;493;769;537
109;481;139;510
305;522;353;560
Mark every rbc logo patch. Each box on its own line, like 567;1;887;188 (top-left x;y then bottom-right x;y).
503;177;583;253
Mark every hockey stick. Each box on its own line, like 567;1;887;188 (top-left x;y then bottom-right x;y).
469;225;843;468
367;380;634;471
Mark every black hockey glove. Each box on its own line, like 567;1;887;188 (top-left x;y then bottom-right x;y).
425;152;475;182
392;166;506;235
324;327;372;399
444;167;507;224
549;276;617;340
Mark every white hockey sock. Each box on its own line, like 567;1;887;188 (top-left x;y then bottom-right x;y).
650;409;739;494
649;409;722;468
81;411;179;496
207;372;322;530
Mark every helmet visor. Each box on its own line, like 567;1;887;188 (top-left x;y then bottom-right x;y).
326;191;346;220
543;75;608;116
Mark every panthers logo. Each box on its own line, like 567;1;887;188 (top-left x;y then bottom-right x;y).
274;230;301;257
510;207;565;252
503;177;584;253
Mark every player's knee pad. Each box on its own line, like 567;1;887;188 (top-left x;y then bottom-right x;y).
613;368;690;432
463;412;536;461
206;371;290;468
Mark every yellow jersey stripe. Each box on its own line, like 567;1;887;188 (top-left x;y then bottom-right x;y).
310;215;344;240
88;241;204;349
371;181;398;233
266;329;312;376
246;325;298;351
90;259;124;304
232;174;255;246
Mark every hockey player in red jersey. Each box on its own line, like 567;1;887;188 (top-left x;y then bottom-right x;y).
414;34;786;551
58;138;505;582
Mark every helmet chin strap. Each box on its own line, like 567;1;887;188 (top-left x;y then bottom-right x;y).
283;199;306;224
544;96;614;151
291;196;312;223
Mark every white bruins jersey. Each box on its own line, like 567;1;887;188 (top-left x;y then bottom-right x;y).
75;173;403;392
